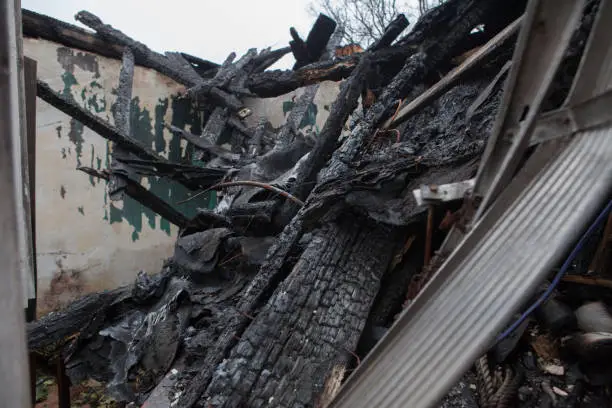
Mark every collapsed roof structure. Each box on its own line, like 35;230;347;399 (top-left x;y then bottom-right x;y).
24;0;612;407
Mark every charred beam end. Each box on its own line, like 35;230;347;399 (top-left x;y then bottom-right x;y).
292;14;337;70
79;167;188;228
37;80;165;163
247;56;359;97
108;48;135;200
247;41;421;98
252;46;292;73
74;10;246;114
293;54;371;202
165;124;240;162
179;52;220;72
368;14;410;52
22;9;128;67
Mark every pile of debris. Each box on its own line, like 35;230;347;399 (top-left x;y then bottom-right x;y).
26;0;612;407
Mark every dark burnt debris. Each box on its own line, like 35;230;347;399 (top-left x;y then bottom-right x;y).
26;0;612;407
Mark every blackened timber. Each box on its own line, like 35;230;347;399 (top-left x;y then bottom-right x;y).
23;10;131;66
179;52;219;73
74;11;245;114
246;47;405;98
226;116;253;138
79;167;188;228
368;14;410;52
292;14;337;69
108;48;135;201
112;158;227;191
165;124;240;162
247;0;517;98
252;46;292;72
177;216;306;407
37;80;166;163
202;216;398;408
194;107;228;161
277;55;371;225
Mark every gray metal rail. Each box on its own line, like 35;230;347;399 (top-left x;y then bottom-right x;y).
0;0;33;406
328;0;612;407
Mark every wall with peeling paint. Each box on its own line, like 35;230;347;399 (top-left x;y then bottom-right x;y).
25;37;340;315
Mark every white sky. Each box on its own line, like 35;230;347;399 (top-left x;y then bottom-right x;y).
21;0;316;68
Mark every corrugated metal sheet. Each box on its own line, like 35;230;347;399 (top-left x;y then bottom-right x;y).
329;1;612;407
329;123;612;408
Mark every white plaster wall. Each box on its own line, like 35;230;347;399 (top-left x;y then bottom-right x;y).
24;38;340;315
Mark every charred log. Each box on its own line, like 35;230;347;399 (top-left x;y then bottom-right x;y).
108;48;135;201
252;46;292;73
37;80;165;164
78;167;189;229
74;11;246;114
368;14;410;52
201;215;398;408
291;14;337;70
166;124;240;162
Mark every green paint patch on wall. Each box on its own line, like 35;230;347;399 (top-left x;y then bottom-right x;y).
282;99;319;130
61;71;77;101
68;118;84;166
104;94;214;241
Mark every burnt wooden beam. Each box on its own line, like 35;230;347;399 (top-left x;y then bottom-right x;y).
108;48;135;201
276;55;371;227
247;0;519;98
165;124;240;162
37;80;166;163
112;158;227;191
252;46;292;73
79;167;188;228
179;52;220;72
196;107;228;160
247;56;361;97
74;11;246;114
22;9;127;64
291;14;337;69
368;14;410;52
22;9;214;76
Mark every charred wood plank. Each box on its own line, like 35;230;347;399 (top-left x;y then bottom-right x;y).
74;11;246;114
252;46;292;73
368;14;410;52
291;14;337;69
275;55;372;226
383;16;521;128
22;10;133;66
177;215;306;407
247;54;360;98
187;49;259;105
226;116;253;139
112;158;227;191
248;0;515;98
293;55;370;201
27;286;129;358
195;107;229;161
108;48;135;201
166;124;240;162
79;167;188;228
37;80;166;163
180;52;220;75
201;216;398;408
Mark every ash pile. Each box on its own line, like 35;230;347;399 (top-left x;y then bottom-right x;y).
27;0;612;407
